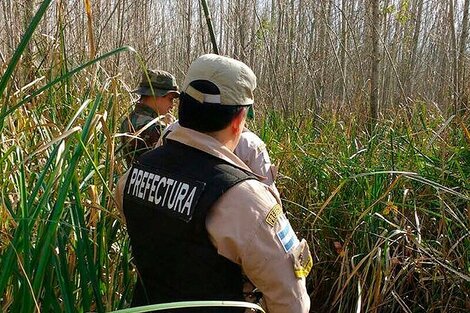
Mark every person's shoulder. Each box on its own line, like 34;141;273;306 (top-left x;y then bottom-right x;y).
119;115;130;132
170;120;180;129
227;179;278;215
210;179;281;241
236;131;267;158
234;177;269;191
133;111;156;127
121;108;153;129
164;120;179;133
240;131;265;146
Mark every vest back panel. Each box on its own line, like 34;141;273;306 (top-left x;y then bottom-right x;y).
123;139;256;312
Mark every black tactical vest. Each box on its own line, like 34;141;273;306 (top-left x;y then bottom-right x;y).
123;139;257;313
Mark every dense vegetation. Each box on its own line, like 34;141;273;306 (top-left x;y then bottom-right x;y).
1;0;469;312
1;66;469;312
259;109;470;311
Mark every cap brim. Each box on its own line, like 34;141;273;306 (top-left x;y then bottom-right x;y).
166;90;180;97
247;105;254;119
133;87;179;97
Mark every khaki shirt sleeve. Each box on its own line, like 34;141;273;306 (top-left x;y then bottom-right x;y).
235;132;276;184
207;180;310;313
234;132;280;198
115;171;129;221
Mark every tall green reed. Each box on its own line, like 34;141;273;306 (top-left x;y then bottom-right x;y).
1;74;134;312
0;2;135;311
251;106;470;312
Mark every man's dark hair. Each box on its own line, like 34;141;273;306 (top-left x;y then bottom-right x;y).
179;80;245;132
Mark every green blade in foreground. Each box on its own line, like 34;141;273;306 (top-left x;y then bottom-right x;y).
109;301;265;313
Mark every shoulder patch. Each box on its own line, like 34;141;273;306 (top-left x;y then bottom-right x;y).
265;204;282;226
276;217;300;253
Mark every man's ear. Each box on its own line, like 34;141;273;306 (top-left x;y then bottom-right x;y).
230;108;246;134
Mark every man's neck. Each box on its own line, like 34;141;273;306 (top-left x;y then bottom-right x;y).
139;99;160;115
206;129;239;152
136;102;157;115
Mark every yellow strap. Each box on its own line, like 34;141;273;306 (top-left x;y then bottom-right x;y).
294;254;313;278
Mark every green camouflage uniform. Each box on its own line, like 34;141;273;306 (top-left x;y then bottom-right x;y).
120;103;166;165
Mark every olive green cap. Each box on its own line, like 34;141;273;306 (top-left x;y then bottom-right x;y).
133;69;179;97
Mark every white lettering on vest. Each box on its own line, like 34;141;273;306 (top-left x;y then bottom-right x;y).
138;171;149;199
155;177;166;205
162;178;174;207
127;168;138;194
167;181;182;210
175;183;189;213
125;166;204;221
181;187;197;216
144;173;154;199
133;170;143;196
148;174;160;202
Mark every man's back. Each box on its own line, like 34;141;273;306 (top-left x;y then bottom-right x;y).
123;139;254;311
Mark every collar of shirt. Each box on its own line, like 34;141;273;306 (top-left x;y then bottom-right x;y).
135;102;157;118
166;125;263;179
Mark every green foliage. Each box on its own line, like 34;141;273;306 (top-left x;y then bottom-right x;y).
0;7;134;310
1;4;469;312
0;0;54;133
2;79;470;313
396;0;411;25
250;107;470;312
0;76;134;312
255;17;273;46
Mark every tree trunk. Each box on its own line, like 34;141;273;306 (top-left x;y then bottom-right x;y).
406;0;424;100
340;0;348;108
369;0;380;130
458;0;470;114
448;0;458;114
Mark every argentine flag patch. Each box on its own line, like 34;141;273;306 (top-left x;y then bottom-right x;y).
276;217;300;253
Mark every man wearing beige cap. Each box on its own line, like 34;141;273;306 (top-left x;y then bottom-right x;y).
115;55;312;312
120;69;179;165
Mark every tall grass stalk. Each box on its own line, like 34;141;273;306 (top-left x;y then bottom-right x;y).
252;107;470;312
0;4;134;309
0;0;53;133
109;300;265;313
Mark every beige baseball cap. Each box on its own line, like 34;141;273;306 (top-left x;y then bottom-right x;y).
181;54;257;106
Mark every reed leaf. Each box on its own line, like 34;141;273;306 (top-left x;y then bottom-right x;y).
0;0;53;100
29;95;101;311
109;301;265;313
